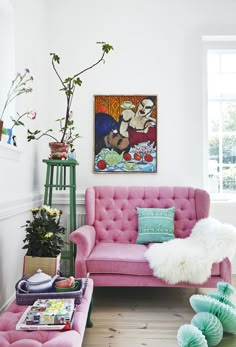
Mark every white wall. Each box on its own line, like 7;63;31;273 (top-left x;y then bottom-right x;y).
30;0;236;191
0;0;46;310
1;0;236;309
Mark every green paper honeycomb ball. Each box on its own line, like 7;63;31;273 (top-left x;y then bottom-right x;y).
177;324;208;347
191;312;223;346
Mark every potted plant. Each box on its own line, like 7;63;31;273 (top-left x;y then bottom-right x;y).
27;41;114;159
22;205;66;276
0;69;33;142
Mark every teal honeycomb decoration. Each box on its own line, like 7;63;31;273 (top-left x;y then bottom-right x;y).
191;312;223;346
177;324;208;347
177;282;236;347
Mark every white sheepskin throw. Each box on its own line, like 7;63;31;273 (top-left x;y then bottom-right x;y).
145;217;236;285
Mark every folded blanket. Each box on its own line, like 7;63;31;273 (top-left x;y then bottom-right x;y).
145;218;236;284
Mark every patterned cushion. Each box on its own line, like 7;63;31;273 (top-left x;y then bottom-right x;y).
136;207;175;244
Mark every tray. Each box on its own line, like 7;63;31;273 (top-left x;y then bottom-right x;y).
16;276;88;305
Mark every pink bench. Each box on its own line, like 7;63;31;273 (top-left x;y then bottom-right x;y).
0;278;93;347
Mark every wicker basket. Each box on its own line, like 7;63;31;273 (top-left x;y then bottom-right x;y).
16;277;88;305
23;254;61;277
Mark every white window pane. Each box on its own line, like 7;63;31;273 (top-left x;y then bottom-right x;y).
221;53;236;72
207;47;236;194
222;134;236;163
208;73;221;97
222;102;236;132
208;52;220;73
208;101;220;132
222;167;236;192
220;73;236;97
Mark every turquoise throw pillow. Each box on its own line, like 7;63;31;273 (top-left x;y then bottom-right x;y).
136;207;175;244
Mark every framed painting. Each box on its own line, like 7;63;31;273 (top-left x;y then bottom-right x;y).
94;95;158;173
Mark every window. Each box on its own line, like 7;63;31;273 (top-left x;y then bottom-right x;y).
204;37;236;196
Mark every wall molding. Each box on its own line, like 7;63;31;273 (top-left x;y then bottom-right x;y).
0;191;42;220
44;190;85;206
0;189;86;221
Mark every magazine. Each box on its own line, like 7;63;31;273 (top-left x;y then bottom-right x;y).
16;298;75;331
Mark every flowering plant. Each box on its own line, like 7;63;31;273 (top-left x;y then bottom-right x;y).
27;41;113;153
22;205;66;257
0;69;33;121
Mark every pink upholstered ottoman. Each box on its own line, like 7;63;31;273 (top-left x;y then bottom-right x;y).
0;278;93;347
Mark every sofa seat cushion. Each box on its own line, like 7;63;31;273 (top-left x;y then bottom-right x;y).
87;243;153;276
86;243;221;277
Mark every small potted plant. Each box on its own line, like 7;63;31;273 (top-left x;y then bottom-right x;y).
27;41;114;159
22;205;66;276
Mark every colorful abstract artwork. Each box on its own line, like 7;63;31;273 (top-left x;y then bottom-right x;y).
94;95;158;173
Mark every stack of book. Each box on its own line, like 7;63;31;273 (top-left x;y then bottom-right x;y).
16;298;75;331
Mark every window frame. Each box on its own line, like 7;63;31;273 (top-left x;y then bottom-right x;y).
202;36;236;200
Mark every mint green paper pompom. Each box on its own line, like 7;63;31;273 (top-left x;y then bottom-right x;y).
208;282;236;309
177;324;208;347
191;312;223;346
190;294;236;334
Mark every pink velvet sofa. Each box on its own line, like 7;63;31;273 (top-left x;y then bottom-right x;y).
70;186;232;288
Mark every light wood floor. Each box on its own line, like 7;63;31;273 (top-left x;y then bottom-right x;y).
82;276;236;347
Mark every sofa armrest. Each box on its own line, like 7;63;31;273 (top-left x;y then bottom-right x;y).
70;225;96;278
220;257;232;283
70;225;96;257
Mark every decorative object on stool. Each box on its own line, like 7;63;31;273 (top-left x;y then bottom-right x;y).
49;141;69;159
177;282;236;347
27;42;114;159
22;205;66;276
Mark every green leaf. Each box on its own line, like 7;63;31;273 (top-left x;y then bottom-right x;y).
15;120;25;126
50;53;60;64
97;42;114;54
64;77;72;84
74;77;82;86
66;90;73;96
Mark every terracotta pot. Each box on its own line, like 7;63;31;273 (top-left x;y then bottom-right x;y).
49;142;69;159
0;120;3;141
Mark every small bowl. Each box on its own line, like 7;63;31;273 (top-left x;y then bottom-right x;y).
55;280;80;292
55;276;75;289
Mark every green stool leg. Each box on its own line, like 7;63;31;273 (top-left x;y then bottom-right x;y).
42;159;78;276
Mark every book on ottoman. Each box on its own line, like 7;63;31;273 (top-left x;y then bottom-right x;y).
16;298;75;331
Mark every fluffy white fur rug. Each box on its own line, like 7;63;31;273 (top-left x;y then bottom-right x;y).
145;218;236;284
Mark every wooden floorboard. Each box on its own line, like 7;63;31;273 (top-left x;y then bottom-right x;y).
82;276;236;347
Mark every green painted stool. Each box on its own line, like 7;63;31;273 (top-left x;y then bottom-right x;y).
43;159;78;275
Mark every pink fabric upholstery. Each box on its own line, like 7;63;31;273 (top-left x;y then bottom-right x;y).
70;186;232;288
0;279;93;347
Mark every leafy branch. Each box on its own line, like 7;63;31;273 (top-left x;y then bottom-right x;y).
27;42;113;151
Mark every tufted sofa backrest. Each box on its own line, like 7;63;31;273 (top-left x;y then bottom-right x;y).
85;186;210;244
